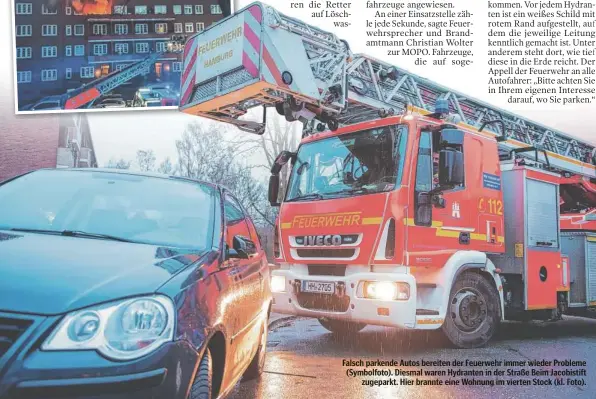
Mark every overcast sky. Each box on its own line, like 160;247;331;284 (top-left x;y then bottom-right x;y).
1;0;594;168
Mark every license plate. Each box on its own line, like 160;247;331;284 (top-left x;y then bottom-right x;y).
301;280;335;294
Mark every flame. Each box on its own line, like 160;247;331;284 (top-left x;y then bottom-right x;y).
70;0;114;15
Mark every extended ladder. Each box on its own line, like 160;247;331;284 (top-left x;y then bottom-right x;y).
180;1;596;179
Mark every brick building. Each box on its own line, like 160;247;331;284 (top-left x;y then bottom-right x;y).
14;0;230;107
0;95;97;182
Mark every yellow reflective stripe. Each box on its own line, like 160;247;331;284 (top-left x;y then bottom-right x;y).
280;222;292;229
404;218;504;243
362;217;383;225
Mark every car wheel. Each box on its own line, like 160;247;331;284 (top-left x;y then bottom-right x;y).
242;317;268;381
441;271;500;349
190;348;212;399
318;318;366;334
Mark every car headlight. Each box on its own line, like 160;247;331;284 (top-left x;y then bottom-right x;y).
42;295;175;361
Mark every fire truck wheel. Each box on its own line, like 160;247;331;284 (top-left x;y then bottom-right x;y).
318;318;366;335
190;348;212;399
442;271;500;349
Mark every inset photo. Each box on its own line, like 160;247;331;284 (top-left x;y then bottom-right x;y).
12;0;232;113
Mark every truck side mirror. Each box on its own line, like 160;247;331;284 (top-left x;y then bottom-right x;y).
268;175;280;206
415;192;432;226
439;149;464;187
271;151;296;175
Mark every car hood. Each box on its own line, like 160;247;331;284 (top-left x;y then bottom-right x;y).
0;231;208;315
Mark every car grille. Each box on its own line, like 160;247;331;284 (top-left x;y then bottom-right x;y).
0;316;33;359
296;292;350;313
296;248;356;259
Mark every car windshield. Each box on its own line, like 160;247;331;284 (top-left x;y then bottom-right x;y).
286;125;408;201
35;102;60;110
0;170;216;250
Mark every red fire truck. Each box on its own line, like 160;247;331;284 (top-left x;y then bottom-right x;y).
179;2;596;348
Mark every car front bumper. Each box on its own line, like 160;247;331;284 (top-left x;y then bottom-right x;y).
0;312;200;399
271;268;418;329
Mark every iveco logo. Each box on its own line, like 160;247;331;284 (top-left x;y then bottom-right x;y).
309;235;341;246
294;234;359;247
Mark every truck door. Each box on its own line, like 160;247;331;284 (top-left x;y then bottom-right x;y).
408;128;472;268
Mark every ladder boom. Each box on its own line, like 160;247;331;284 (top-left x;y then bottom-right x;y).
179;1;596;179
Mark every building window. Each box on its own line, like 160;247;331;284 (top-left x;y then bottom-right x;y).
65;68;72;79
195;5;204;14
41;69;58;82
93;44;108;56
42;25;58;36
65;6;72;15
17;71;32;83
184;5;193;14
156;41;168;52
185;23;193;33
16;47;32;59
16;3;32;14
135;23;148;34
114;43;129;54
65;25;72;36
155;23;168;34
211;4;222;14
41;4;57;14
173;62;183;72
114;5;127;14
114;24;128;35
155;5;167;14
136;42;149;53
196;22;205;32
65;45;72;56
93;24;107;35
41;46;58;58
74;45;85;56
174;23;183;33
16;25;32;37
173;5;182;14
74;24;84;35
80;67;95;79
135;5;147;14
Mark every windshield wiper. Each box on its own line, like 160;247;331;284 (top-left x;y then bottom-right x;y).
9;228;134;243
329;186;370;197
286;193;325;202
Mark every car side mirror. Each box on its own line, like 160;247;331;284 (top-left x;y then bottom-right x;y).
268;175;280;207
228;235;257;259
439;149;464;187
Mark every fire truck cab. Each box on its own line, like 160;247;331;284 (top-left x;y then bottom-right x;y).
178;1;596;348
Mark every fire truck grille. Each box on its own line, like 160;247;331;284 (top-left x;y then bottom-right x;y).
296;293;350;313
296;249;356;259
308;264;346;277
0;316;33;359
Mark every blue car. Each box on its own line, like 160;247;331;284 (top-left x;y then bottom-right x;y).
0;168;272;399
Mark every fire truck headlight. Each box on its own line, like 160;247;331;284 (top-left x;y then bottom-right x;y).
362;281;409;301
271;275;286;293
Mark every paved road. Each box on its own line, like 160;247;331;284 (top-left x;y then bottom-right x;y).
229;316;596;399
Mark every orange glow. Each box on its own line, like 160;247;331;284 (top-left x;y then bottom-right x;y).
71;0;114;15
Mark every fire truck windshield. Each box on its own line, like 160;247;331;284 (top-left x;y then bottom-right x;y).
286;125;408;202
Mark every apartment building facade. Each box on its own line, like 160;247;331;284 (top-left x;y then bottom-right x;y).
14;0;229;107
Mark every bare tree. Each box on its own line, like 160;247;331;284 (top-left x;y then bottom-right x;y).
157;157;174;175
136;150;156;172
104;158;131;169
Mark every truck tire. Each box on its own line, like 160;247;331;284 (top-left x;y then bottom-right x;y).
242;318;268;381
190;348;213;399
442;271;500;349
318;318;366;334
